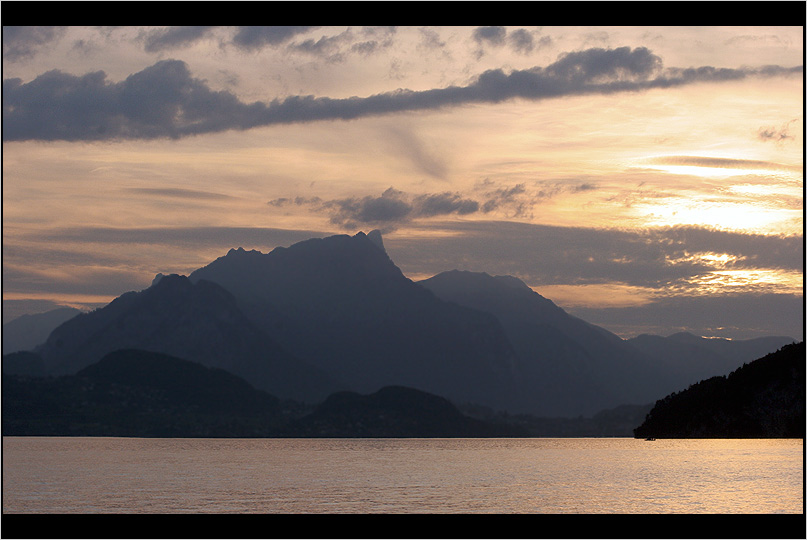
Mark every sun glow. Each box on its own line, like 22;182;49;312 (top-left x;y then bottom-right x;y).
673;268;804;296
628;194;803;234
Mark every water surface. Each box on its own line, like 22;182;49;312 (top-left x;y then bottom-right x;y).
3;437;802;514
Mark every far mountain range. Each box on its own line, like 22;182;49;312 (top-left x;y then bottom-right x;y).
3;230;797;418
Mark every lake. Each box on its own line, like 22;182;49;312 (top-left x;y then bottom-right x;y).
2;437;802;517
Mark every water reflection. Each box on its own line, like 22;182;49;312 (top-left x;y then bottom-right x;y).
3;437;802;514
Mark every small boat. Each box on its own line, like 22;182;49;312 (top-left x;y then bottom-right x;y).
645;437;656;441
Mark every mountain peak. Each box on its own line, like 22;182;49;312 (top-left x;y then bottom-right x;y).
225;246;262;257
366;229;385;253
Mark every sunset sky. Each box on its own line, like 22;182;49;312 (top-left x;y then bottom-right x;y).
2;23;803;340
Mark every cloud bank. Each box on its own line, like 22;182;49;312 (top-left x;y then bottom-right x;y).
4;46;801;142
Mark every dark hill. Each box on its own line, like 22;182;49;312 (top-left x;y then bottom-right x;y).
2;350;46;377
2;349;293;437
284;385;527;438
78;349;281;416
633;342;804;438
2;350;522;438
189;232;521;412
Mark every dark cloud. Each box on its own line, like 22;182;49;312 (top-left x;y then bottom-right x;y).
474;27;550;56
291;32;349;59
480;183;529;215
324;187;413;229
2;26;67;62
3;59;268;141
143;26;217;52
508;29;552;55
473;26;507;47
274;188;482;231
232;26;317;50
478;181;598;217
4;47;802;142
412;192;479;217
385;220;804;290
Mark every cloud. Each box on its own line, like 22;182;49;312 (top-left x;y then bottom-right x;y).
125;187;235;200
386;220;804;291
383;126;449;179
757;118;800;143
646;155;801;172
473;26;507;47
2;26;67;62
142;26;218;52
4;47;802;142
508;29;551;55
412;192;479;217
6;220;802;340
272;188;482;231
3;59;265;141
231;26;318;50
478;180;598;217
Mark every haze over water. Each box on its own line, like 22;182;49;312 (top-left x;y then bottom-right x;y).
3;437;802;514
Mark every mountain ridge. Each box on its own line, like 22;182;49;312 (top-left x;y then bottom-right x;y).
34;273;340;402
8;230;797;418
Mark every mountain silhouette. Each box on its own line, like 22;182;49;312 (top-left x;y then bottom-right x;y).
284;385;527;438
35;274;339;402
2;307;81;355
14;230;797;420
634;342;804;438
189;231;521;411
2;350;46;377
627;332;797;392
419;270;667;416
2;349;291;437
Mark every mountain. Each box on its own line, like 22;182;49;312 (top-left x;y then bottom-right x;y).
25;230;796;419
2;349;294;437
2;307;81;355
633;342;804;438
284;385;527;438
419;270;668;416
627;332;797;392
189;231;522;412
35;274;339;402
2;350;46;377
2;349;523;438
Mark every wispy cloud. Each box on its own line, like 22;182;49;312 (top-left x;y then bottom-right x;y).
757;118;801;144
5;46;801;142
125;187;236;200
2;26;67;62
645;155;801;171
142;26;218;53
231;26;319;51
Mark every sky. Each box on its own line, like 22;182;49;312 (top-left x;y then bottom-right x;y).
2;23;804;341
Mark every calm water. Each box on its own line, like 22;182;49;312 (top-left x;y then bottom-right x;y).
2;437;803;514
